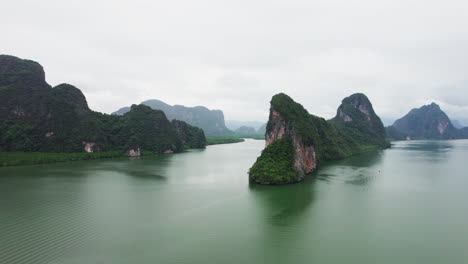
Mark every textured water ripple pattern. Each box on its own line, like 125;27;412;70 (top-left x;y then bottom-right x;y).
2;140;468;264
0;181;101;264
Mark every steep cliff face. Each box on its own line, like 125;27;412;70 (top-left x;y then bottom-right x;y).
265;109;317;177
113;99;231;135
388;103;460;140
249;93;359;185
331;93;389;148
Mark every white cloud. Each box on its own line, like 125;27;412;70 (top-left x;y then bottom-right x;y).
2;0;468;125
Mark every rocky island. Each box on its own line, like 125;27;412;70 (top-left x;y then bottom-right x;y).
249;93;389;185
0;55;206;156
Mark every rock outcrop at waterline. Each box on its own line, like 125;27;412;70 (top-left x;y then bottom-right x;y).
249;93;389;185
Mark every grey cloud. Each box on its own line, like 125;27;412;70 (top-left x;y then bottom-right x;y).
2;0;468;125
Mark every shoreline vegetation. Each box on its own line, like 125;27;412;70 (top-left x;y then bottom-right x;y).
206;134;264;145
1;138;462;168
207;138;245;145
0;137;263;167
0;151;127;167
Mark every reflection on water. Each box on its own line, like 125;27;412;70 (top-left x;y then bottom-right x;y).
249;179;316;226
392;140;456;162
393;140;455;152
1;139;468;264
315;150;384;186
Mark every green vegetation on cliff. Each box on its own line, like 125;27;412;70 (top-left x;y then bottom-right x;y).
250;93;388;185
267;93;360;163
171;120;206;148
249;137;297;184
115;105;184;153
331;93;390;148
0;55;207;157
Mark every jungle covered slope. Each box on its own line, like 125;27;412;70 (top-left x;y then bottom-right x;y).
250;93;364;185
331;93;390;148
0;55;206;154
248;137;297;184
249;93;388;185
171;120;207;148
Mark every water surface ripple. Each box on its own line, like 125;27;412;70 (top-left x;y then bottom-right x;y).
1;139;468;263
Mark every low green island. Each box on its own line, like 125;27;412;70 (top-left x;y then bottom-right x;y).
206;138;245;145
206;133;264;145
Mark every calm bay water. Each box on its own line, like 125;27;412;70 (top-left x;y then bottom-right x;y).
1;139;468;263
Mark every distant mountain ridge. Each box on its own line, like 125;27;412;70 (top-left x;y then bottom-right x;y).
451;119;464;129
386;103;466;140
226;121;266;135
234;126;257;134
113;99;231;135
225;120;264;131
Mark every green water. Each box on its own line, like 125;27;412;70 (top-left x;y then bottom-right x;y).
1;139;468;263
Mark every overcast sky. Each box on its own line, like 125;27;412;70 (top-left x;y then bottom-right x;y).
2;0;468;125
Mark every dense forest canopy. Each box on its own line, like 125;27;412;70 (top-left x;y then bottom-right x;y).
0;55;206;154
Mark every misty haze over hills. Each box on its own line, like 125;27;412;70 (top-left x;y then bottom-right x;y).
113;99;231;135
225;120;264;131
3;1;468;125
386;103;468;140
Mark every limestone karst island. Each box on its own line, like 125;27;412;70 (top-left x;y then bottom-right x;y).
3;1;468;262
249;93;390;184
